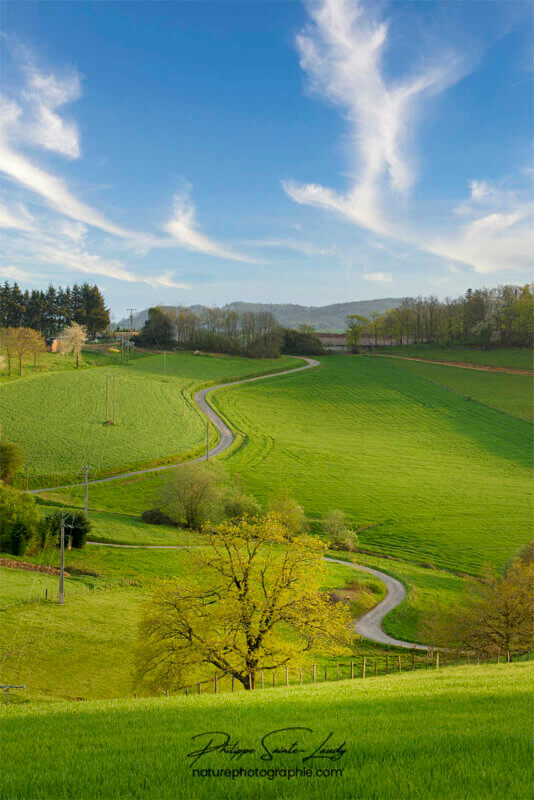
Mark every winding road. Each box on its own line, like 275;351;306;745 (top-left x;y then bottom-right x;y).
31;354;424;650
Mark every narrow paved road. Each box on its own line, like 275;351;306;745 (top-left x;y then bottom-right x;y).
325;557;428;650
28;356;320;495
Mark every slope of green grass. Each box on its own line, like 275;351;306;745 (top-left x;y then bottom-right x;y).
211;356;532;574
2;663;531;800
378;345;532;370
380;356;533;420
0;351;299;486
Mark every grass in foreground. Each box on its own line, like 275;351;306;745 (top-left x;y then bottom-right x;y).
377;345;532;370
1;663;531;800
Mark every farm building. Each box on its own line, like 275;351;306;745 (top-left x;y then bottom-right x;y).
317;333;348;350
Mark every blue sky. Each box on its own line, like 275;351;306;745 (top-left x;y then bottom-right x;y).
0;0;532;320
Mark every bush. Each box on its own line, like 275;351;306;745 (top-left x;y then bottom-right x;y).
158;463;227;530
141;508;178;527
324;509;359;551
10;522;29;556
223;490;262;521
0;482;41;553
267;491;308;536
45;511;91;549
0;439;23;484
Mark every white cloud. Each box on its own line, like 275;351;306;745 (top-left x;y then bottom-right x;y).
0;202;34;231
22;68;81;158
284;0;464;235
0;264;39;282
36;242;191;289
243;237;338;258
164;191;253;262
363;271;392;283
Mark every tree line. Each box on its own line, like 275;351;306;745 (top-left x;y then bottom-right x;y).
0;281;110;338
358;284;533;348
137;306;324;358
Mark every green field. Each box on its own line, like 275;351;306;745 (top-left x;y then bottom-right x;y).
380;356;533;421
378;345;533;370
0;351;300;486
209;356;531;574
1;663;531;799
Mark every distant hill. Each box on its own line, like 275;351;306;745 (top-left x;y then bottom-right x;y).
117;298;403;332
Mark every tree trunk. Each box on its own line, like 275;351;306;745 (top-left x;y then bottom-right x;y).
19;355;22;376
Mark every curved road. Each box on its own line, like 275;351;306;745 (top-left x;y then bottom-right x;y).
32;353;423;649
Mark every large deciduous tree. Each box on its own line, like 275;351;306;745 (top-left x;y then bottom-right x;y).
135;514;353;691
346;314;370;352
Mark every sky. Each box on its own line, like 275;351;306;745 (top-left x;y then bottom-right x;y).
0;0;532;321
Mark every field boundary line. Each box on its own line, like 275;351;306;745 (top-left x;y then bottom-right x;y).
372;353;534;375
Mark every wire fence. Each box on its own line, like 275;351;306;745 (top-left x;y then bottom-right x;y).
153;648;532;698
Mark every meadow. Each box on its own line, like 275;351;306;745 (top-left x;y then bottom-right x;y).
1;663;531;800
380;356;533;421
0;350;299;486
210;355;532;574
377;344;533;370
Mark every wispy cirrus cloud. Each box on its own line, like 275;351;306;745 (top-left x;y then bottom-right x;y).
284;0;465;236
363;271;392;284
0;47;250;290
285;0;532;278
164;190;254;263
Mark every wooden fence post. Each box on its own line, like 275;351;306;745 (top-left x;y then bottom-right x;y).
412;648;415;670
374;660;378;677
185;686;188;696
165;689;169;697
299;668;302;684
336;663;339;680
197;683;201;694
249;674;253;690
363;657;366;679
507;650;510;663
273;671;276;687
425;652;428;670
214;675;218;694
457;650;460;666
351;661;354;679
313;664;316;683
324;666;327;681
385;654;389;674
397;655;401;673
286;667;289;687
436;652;439;669
232;675;235;692
261;671;264;690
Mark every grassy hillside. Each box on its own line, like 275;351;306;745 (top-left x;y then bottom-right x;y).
378;345;533;370
0;351;299;486
211;356;531;573
0;545;366;703
2;663;531;799
380;356;533;421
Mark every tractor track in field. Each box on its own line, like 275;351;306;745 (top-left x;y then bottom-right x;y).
30;353;426;650
374;353;533;375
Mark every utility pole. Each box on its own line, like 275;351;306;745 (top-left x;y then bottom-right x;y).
1;685;25;705
206;422;210;462
126;308;136;366
163;351;166;382
121;334;124;364
82;466;90;516
112;376;117;425
59;517;65;605
105;375;109;422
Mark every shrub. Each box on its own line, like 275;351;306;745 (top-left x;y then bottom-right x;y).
0;482;41;554
324;509;359;551
45;511;91;549
223;490;262;521
267;491;308;536
141;508;178;527
0;439;23;484
10;522;30;556
158;463;227;530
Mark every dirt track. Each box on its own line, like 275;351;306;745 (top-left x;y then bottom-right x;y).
375;353;533;375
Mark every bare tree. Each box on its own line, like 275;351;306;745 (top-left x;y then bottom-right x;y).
60;322;87;367
26;329;47;372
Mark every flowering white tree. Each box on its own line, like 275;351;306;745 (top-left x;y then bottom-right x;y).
60;323;87;368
